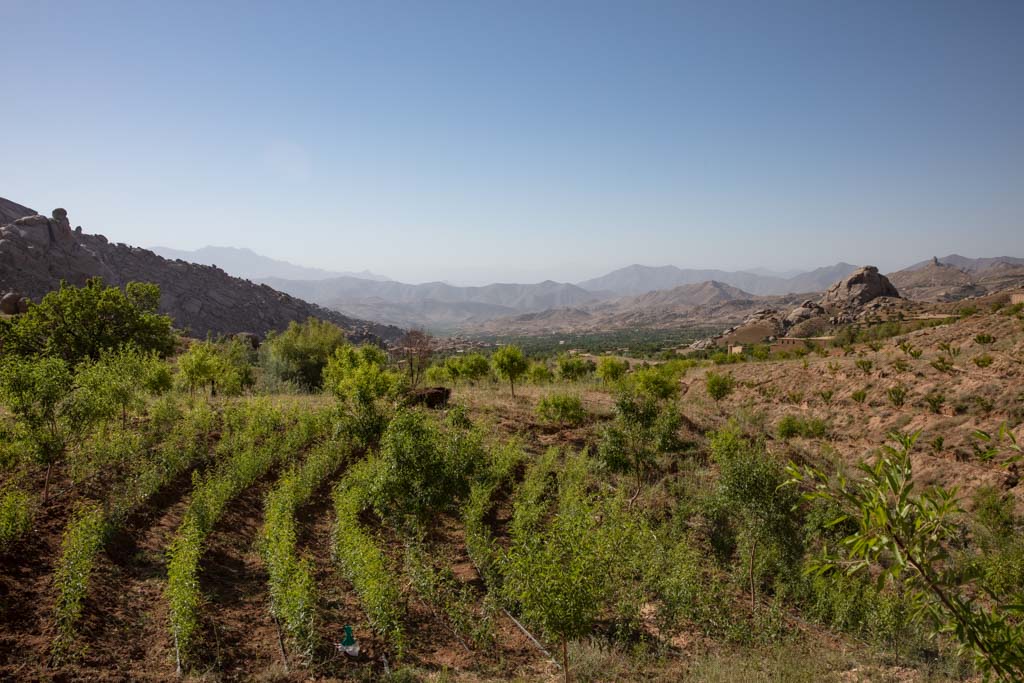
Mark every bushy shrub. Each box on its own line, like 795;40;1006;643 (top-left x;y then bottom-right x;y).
324;343;403;446
260;318;348;390
177;339;254;397
557;354;596;381
596;357;629;383
0;485;34;550
535;393;587;427
705;371;735;401
526;361;554;384
599;387;681;493
776;415;828;439
366;409;486;525
974;353;994;368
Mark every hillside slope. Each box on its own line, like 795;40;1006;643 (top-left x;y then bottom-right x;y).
150;245;390;282
0;202;402;342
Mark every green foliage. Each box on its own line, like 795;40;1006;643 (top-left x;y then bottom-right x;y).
705;371;735;401
333;458;406;656
0;278;174;365
887;384;908;408
324;343;403;446
0;355;102;483
165;403;305;669
711;428;801;609
0;485;34;549
975;334;995;345
855;359;873;375
595;357;629;383
456;353;492;383
776;415;828;440
177;339;254;397
502;451;617;670
491;345;528;397
932;356;955;373
790;431;1024;679
462;442;524;589
629;364;681;401
974;353;994;368
557;354;596;381
599;386;681;493
365;409;485;525
51;503;107;662
925;391;946;414
262;439;351;661
535;393;587;427
74;347;171;426
260;317;349;390
851;388;868;404
526;361;554;384
404;539;494;650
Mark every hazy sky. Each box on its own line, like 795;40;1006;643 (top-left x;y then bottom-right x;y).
2;1;1022;285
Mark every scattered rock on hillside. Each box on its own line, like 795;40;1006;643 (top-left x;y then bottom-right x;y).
0;291;20;315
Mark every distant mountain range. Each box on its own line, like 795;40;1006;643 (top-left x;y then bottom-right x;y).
150;245;391;282
577;263;859;297
261;276;601;330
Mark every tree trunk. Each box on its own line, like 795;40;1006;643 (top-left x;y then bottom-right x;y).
749;536;758;615
510;379;515;398
43;462;52;502
562;638;569;683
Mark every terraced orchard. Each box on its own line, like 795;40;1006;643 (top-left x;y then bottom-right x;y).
3;302;1024;681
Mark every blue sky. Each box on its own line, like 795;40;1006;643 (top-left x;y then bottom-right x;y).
2;1;1022;284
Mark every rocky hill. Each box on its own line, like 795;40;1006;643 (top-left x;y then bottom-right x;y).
889;257;1024;301
0;201;402;342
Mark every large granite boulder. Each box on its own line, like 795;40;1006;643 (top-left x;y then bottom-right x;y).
820;266;900;309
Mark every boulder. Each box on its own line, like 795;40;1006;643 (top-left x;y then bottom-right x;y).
409;386;451;409
820;266;900;309
17;297;30;313
0;291;20;314
785;300;826;326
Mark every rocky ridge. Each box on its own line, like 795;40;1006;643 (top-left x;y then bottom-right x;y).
0;201;403;342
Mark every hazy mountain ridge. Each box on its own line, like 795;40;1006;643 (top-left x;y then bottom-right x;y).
150;245;391;282
261;275;602;330
576;262;859;296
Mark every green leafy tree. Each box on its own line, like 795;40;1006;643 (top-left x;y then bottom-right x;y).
527;361;554;384
0;356;96;497
557;355;596;382
74;347;171;427
502;452;616;681
459;353;491;383
0;278;174;365
260;318;348;390
324;343;403;445
712;428;800;612
598;386;681;497
177;339;254;397
789;432;1024;679
492;346;528;397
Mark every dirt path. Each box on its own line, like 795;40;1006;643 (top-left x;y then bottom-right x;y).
0;492;74;681
76;474;195;682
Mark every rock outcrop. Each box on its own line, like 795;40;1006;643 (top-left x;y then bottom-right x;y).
0;200;403;342
819;266;900;310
